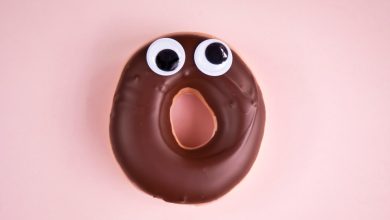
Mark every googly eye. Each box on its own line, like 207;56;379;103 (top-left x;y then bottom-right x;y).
146;38;186;76
194;39;233;76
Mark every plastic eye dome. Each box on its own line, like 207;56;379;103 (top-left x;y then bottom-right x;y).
194;39;233;76
146;38;186;76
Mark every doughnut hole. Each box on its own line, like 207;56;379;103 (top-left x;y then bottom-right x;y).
170;88;217;150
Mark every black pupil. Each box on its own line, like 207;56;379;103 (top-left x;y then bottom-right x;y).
156;49;179;71
205;42;228;64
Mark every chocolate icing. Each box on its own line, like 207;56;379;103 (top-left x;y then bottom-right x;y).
109;33;266;204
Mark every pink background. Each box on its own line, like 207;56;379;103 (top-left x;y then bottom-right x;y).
1;0;390;219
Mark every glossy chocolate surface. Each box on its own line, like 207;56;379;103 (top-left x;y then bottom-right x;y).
110;33;266;203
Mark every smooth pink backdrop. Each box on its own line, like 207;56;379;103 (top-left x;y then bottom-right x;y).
1;0;389;219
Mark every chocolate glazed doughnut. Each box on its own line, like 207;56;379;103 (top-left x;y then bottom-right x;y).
109;33;266;204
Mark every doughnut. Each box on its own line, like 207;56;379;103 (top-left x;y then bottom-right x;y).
109;33;266;204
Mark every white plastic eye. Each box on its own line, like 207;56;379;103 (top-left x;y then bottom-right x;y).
146;38;186;76
194;39;233;76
